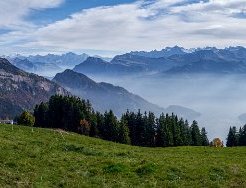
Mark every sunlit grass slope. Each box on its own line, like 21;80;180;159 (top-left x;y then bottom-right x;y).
0;124;246;187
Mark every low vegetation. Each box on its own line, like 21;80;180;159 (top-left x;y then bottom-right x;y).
0;124;246;187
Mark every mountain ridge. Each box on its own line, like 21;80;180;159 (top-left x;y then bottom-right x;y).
0;58;70;118
53;69;201;119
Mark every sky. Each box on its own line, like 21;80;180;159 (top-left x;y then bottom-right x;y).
1;0;246;57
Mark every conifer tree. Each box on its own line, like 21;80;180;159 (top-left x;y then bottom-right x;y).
226;126;238;147
34;102;48;127
191;120;202;146
145;112;156;147
201;127;209;146
103;110;119;142
183;120;192;145
118;118;131;144
156;113;173;147
239;125;246;146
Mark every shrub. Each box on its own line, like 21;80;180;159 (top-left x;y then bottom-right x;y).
210;138;223;147
17;111;35;127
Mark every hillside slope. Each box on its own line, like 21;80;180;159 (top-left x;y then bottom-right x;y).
0;58;69;118
0;124;246;187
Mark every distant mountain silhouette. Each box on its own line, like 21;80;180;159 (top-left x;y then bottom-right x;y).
53;69;164;116
73;57;144;75
130;46;188;58
27;52;89;69
72;46;246;76
165;48;246;74
53;69;200;119
8;58;62;77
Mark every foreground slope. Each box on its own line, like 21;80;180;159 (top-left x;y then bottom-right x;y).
1;124;246;187
0;58;69;118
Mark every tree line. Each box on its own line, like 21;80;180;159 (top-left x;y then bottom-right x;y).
226;125;246;147
27;95;209;147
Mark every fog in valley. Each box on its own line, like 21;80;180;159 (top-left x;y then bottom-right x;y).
88;73;246;141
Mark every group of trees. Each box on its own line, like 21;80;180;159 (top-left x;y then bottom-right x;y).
226;125;246;147
122;111;209;147
19;95;209;147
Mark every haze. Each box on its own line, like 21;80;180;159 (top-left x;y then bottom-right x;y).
88;73;246;141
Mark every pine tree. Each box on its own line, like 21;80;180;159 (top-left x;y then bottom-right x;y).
103;110;119;142
156;113;173;147
96;112;105;138
201;127;209;146
184;120;192;146
173;116;182;146
191;120;202;146
89;111;99;137
118;118;131;144
226;126;238;147
166;114;174;146
239;125;246;146
134;110;144;146
145;112;156;147
34;102;48;127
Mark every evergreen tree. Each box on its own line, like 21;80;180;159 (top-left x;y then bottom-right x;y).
172;115;182;146
96;112;105;138
89;111;99;137
145;112;156;147
103;110;119;142
123;111;138;145
118;118;131;144
191;120;202;146
183;120;192;146
239;125;246;146
201;127;209;146
166;114;174;146
226;126;238;147
134;110;144;146
156;113;173;147
34;102;48;127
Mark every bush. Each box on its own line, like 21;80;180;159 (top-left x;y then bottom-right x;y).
17;111;35;127
210;138;223;147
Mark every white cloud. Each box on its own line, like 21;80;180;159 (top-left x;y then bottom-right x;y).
0;0;64;28
1;0;246;55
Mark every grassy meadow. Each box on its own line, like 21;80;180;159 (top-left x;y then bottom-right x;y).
0;124;246;187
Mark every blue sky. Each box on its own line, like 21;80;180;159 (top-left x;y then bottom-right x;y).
27;0;137;25
1;0;246;56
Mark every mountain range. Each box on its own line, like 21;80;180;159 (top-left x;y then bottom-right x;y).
0;58;200;119
5;53;114;77
74;46;246;76
5;46;246;78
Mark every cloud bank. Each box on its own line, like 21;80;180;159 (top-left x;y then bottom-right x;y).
1;0;246;55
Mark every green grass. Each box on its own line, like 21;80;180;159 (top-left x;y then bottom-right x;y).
0;124;246;187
